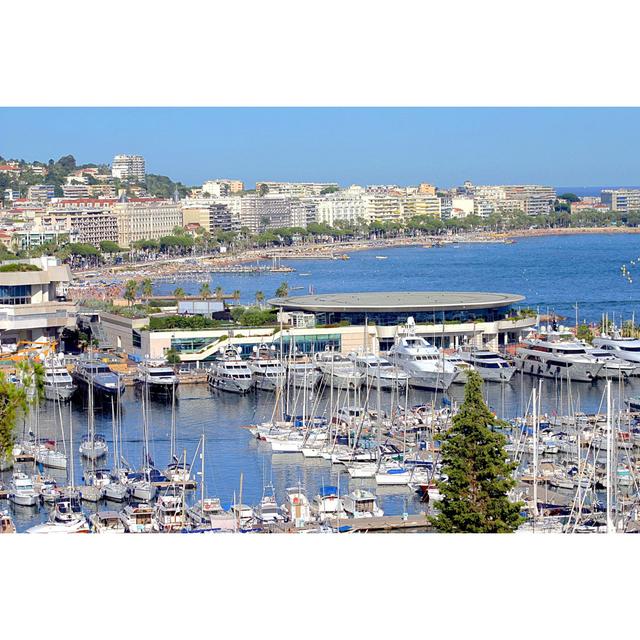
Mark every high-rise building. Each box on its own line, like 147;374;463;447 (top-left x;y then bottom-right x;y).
401;194;441;219
601;189;640;212
111;154;146;182
27;184;55;201
112;199;181;247
182;202;237;233
255;181;338;198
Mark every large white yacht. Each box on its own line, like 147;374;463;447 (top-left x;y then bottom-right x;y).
285;350;321;389
592;331;640;367
349;352;410;390
315;349;364;390
207;345;254;394
248;343;286;391
458;348;516;382
134;358;179;394
387;318;458;391
42;355;76;402
514;327;604;382
586;348;638;378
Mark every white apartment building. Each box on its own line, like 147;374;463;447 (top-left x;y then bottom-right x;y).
202;179;243;195
363;192;403;223
27;184;55;201
401;194;441;219
316;187;369;226
111;154;146;182
256;182;338;198
113;200;182;247
601;189;640;212
450;197;475;218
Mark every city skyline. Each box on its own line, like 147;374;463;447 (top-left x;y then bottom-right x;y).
3;107;640;188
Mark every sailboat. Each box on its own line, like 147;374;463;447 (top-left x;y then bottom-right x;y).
164;389;191;483
79;372;108;460
103;394;128;502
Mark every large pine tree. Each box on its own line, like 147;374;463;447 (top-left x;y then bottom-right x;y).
430;370;523;533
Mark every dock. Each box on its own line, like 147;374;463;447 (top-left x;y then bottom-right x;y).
267;513;431;533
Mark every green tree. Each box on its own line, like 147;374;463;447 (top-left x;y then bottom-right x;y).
576;323;594;343
430;370;523;533
0;372;29;460
165;348;182;365
255;290;265;307
232;289;241;301
100;240;122;254
140;278;153;299
199;282;212;298
173;287;186;300
214;285;223;299
124;280;138;305
275;281;289;297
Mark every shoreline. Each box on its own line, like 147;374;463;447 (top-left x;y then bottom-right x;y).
69;226;639;294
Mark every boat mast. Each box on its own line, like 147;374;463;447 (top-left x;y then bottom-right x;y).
532;385;538;528
606;379;614;533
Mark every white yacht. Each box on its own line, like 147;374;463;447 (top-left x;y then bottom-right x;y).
315;350;364;390
248;343;286;391
89;511;127;533
586;348;638;378
349;352;410;390
343;489;384;518
311;485;347;522
443;351;475;384
285;351;321;389
388;318;458;390
27;495;90;533
592;331;640;368
42;355;76;402
207;346;254;394
458;348;516;382
135;358;179;395
8;472;39;507
514;327;604;382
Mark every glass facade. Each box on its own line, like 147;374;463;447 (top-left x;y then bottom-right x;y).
314;306;513;326
0;285;31;305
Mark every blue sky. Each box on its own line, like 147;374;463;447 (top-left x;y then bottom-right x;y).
0;107;639;188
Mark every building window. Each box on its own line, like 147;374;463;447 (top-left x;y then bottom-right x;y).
0;285;31;305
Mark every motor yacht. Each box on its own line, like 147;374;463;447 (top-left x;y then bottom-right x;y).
388;318;458;390
248;343;286;391
342;489;384;518
72;359;125;397
89;511;127;533
349;352;410;390
42;354;76;401
315;350;364;390
458;348;516;382
27;495;90;533
514;328;604;382
311;485;347;522
135;358;179;395
586;348;638;378
592;330;640;367
443;351;475;384
281;486;312;527
207;346;253;394
285;352;321;390
8;472;38;507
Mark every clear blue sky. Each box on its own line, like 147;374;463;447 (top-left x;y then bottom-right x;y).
1;107;639;188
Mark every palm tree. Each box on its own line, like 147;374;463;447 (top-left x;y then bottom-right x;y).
215;285;224;300
255;290;265;307
140;278;153;300
232;289;241;301
275;281;289;298
173;287;186;300
124;279;138;306
199;282;211;298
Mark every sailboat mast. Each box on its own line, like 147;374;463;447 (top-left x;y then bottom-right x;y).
532;385;538;527
606;379;614;533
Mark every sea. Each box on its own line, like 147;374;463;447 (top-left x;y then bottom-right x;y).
5;232;640;532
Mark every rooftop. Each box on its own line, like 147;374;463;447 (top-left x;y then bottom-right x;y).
269;291;524;313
